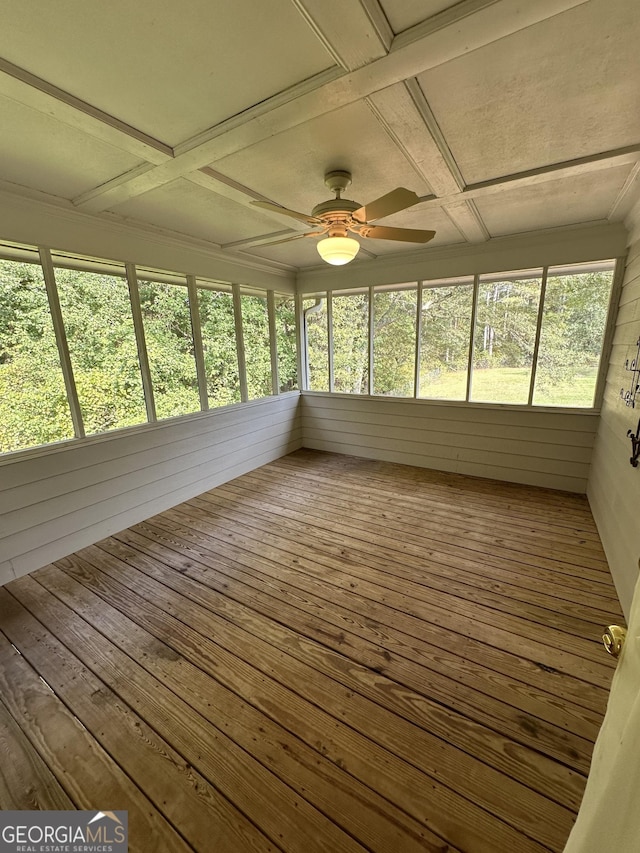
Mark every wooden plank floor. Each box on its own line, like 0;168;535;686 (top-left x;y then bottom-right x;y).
0;449;624;852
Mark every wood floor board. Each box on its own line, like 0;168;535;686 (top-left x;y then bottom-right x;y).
93;530;603;770
262;457;605;543
131;508;610;719
190;485;612;647
230;473;613;622
271;453;603;528
202;475;617;600
174;496;614;681
205;481;611;583
53;549;585;815
37;563;443;853
6;578;364;853
1;449;623;852
0;693;75;812
44;552;573;853
238;467;609;564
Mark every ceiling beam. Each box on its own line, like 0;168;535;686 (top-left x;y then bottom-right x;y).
443;200;491;243
70;0;590;213
0;57;172;165
608;162;640;222
415;146;640;210
290;0;391;70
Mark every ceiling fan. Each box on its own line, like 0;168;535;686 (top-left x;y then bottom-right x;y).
251;170;435;266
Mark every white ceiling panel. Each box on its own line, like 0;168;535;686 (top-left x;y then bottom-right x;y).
0;0;334;147
418;0;640;183
365;204;465;251
475;165;632;237
378;0;465;34
211;100;433;215
0;95;142;198
110;178;287;245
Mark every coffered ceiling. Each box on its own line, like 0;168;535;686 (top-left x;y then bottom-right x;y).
1;0;638;273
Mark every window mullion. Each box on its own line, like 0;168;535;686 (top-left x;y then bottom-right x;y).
39;247;85;438
527;267;548;406
465;274;480;402
294;292;306;391
267;290;279;395
327;291;335;393
126;263;156;422
232;283;249;402
187;275;209;411
414;281;423;398
368;286;374;396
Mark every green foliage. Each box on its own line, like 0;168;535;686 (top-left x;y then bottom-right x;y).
419;285;473;399
56;267;148;433
138;280;201;419
373;290;417;396
198;289;241;407
533;271;612;404
333;293;368;394
241;295;273;400
304;298;329;391
0;260;74;452
275;298;298;392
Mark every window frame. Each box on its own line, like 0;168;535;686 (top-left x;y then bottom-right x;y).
302;257;625;412
0;241;297;459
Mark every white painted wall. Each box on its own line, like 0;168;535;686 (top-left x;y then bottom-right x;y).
301;392;598;493
0;394;301;586
588;202;640;619
0;184;295;292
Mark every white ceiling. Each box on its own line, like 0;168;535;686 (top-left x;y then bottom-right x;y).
0;0;638;274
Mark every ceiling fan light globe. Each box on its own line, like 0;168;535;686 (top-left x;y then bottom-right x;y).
317;236;360;266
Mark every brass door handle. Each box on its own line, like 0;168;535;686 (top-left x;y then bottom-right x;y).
603;625;627;658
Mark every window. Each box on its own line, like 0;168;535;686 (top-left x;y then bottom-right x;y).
471;271;543;404
241;294;273;400
533;262;615;407
332;291;369;394
275;297;298;393
306;260;617;409
304;296;328;391
419;280;474;400
0;243;298;458
0;258;74;452
197;288;241;407
373;287;417;397
138;280;201;419
54;266;147;434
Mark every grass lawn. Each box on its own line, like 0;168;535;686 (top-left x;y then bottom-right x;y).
419;367;598;407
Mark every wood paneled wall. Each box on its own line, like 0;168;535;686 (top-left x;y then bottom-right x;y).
589;231;640;618
0;394;301;586
300;393;599;493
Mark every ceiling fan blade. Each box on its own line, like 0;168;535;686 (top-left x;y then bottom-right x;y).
362;225;436;243
255;230;326;248
251;200;320;225
352;187;421;223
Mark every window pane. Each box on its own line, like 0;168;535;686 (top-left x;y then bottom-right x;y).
55;267;147;435
373;288;417;397
332;292;369;394
275;297;297;392
0;259;74;452
419;282;473;400
533;262;615;407
138;280;200;419
304;296;328;391
241;295;272;399
198;289;240;407
471;272;542;404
